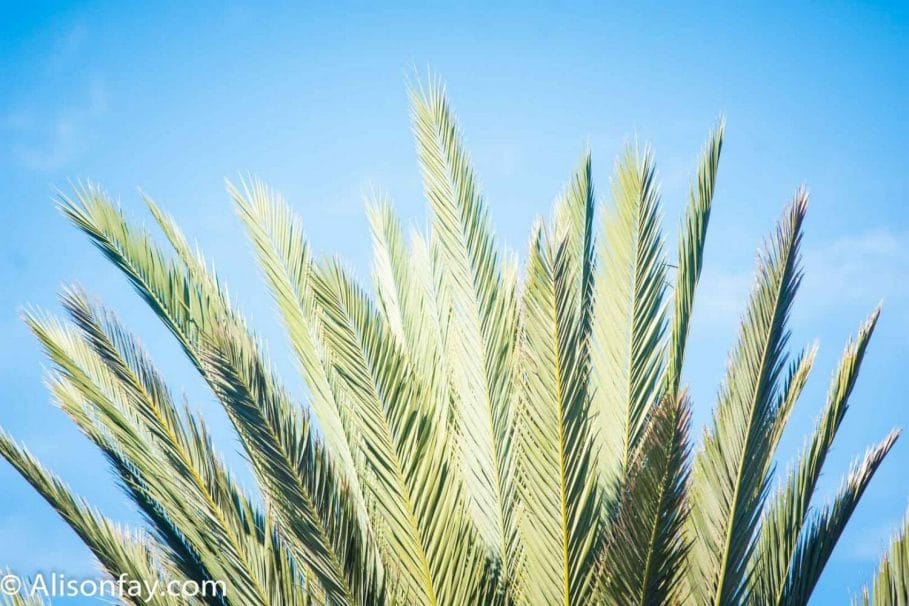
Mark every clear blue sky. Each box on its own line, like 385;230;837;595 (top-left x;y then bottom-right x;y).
1;1;906;603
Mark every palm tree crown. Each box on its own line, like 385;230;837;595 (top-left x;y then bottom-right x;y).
2;80;906;606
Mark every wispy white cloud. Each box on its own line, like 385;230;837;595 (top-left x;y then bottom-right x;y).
690;227;909;341
801;228;909;307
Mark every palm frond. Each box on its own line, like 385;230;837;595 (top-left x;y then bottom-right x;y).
367;200;455;432
666;122;724;396
857;507;909;605
515;221;601;605
200;326;384;605
410;80;519;569
0;432;185;606
59;186;382;605
553;151;596;323
25;305;281;605
592;146;668;492
602;392;693;605
231;180;366;513
768;344;818;451
783;432;899;604
752;309;879;606
688;191;807;605
311;259;491;605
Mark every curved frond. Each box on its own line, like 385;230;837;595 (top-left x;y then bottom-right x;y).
410;80;519;571
782;432;898;605
59;186;382;605
752;309;879;606
602;392;692;605
231;180;364;508
666;122;724;396
857;508;909;605
311;259;490;606
0;433;185;606
688;191;807;606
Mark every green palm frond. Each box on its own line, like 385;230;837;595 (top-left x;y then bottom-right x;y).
200;325;384;605
782;431;899;605
310;259;489;605
231;180;366;513
554;151;596;322
666;122;723;397
0;433;185;606
367;199;455;433
410;80;519;572
768;345;818;451
602;392;693;605
752;309;880;606
857;508;909;605
515;220;600;606
62;289;307;605
59;187;382;605
688;191;807;606
592;146;668;493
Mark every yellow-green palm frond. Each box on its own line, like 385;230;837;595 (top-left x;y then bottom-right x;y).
410;79;519;570
368;197;415;350
782;431;898;605
688;191;807;606
751;309;881;606
515;220;601;606
367;200;455;433
200;325;384;605
592;146;668;494
25;304;287;605
602;391;693;605
856;508;909;605
0;433;185;606
310;259;490;605
231;179;365;512
63;288;308;605
60;186;382;604
666;122;723;397
767;344;818;451
553;151;596;323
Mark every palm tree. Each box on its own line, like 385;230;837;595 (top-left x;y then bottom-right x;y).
1;80;906;606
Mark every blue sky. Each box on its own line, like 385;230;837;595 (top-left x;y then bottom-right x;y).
0;1;906;603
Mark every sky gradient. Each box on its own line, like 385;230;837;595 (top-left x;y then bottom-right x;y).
1;1;907;603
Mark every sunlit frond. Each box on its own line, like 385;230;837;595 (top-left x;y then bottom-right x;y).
231;179;366;513
688;191;807;605
59;186;382;605
592;147;667;493
666;122;723;397
0;433;184;606
367;200;455;433
857;508;909;605
782;432;899;605
752;309;880;606
515;222;600;606
602;392;692;605
410;79;519;572
311;259;490;605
